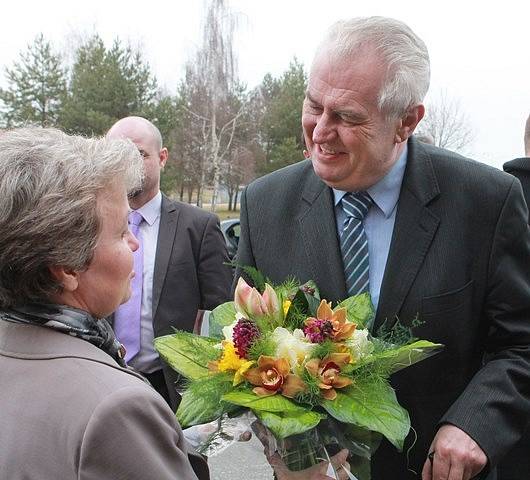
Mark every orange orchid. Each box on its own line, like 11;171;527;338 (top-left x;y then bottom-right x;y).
305;353;353;401
316;300;356;342
243;355;307;398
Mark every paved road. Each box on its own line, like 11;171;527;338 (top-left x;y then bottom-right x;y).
208;434;274;480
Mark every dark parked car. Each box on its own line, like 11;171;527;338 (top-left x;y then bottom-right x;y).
220;219;240;260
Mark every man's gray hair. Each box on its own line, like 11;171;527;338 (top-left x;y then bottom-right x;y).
315;16;431;117
0;128;143;308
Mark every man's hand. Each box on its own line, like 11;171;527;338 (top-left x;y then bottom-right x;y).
422;424;487;480
268;448;350;480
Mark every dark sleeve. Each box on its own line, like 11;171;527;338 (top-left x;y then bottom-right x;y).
78;386;203;480
233;186;257;291
505;169;530;223
440;178;530;468
197;213;233;310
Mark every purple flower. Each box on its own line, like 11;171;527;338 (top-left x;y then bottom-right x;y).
303;318;334;343
233;318;261;358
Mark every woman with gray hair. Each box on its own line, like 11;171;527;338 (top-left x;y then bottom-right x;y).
0;128;208;480
0;127;349;480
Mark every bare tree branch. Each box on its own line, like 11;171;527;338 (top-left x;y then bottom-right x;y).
417;90;474;153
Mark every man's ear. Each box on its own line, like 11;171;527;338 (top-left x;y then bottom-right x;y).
49;266;79;292
159;147;168;170
395;104;425;143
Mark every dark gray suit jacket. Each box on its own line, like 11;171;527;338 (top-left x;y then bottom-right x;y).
504;158;530;219
112;195;233;410
236;138;530;479
499;157;530;480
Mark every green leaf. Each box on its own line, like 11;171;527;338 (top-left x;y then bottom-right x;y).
209;301;237;338
237;265;269;292
176;375;236;427
284;283;321;329
255;409;326;439
321;377;410;451
154;331;220;380
222;390;306;413
355;340;443;375
338;293;375;329
296;282;321;314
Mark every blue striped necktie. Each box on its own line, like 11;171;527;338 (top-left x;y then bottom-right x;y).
340;192;373;297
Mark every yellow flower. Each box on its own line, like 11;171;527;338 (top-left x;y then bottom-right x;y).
217;341;243;371
283;299;292;316
209;341;254;386
233;361;254;386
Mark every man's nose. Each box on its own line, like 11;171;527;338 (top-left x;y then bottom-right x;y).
312;112;336;144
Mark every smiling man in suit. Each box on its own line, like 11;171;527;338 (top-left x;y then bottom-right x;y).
235;17;530;480
107;116;232;411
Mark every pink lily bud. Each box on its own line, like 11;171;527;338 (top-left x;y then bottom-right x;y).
262;284;280;317
234;277;280;319
234;277;265;317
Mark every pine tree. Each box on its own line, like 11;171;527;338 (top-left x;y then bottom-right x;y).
256;58;307;175
0;34;66;127
60;35;158;136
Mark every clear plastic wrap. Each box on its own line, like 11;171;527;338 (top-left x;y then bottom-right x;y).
186;413;379;479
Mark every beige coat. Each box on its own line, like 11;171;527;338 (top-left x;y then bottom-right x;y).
0;320;208;480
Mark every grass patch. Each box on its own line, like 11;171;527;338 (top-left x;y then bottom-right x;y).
215;209;240;221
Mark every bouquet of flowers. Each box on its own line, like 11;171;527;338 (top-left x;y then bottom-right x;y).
155;271;442;479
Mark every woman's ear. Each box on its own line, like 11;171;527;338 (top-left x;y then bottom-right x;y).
49;266;79;292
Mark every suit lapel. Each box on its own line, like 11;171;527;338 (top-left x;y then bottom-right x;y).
298;169;347;303
152;195;180;321
374;140;441;331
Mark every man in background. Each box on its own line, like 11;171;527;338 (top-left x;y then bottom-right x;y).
499;113;530;480
504;114;530;213
107;116;232;410
235;17;530;479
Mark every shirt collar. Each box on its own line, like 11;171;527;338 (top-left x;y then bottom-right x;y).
133;191;162;226
333;143;408;219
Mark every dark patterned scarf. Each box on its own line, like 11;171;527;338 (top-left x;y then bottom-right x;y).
0;303;127;367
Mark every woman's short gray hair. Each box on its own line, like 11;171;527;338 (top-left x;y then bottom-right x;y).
315;16;431;118
0;127;143;308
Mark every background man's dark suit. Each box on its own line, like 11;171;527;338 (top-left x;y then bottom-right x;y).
112;194;232;410
499;157;530;480
236;138;530;479
504;158;530;208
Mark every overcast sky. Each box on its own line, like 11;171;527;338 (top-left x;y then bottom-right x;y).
1;0;529;169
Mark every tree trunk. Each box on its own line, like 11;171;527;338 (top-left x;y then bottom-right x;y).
197;160;206;208
233;184;240;211
196;182;202;207
210;110;220;213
